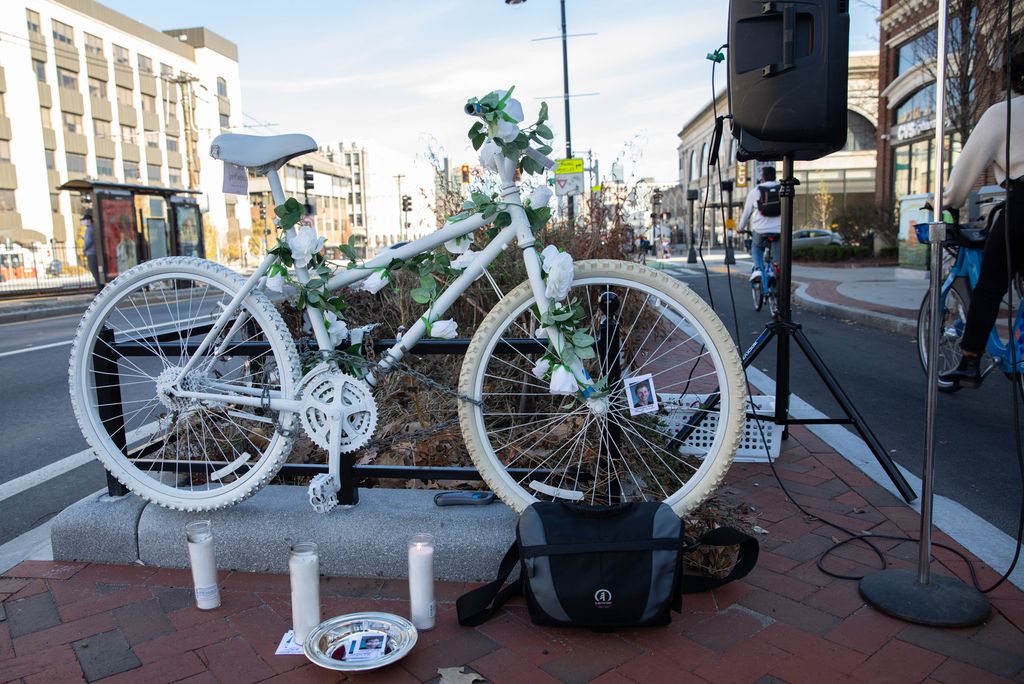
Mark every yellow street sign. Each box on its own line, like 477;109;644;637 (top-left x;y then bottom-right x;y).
554;158;584;174
725;218;736;229
736;161;748;188
592;184;602;193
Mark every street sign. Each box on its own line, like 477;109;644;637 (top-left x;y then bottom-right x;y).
554;158;585;197
554;158;584;174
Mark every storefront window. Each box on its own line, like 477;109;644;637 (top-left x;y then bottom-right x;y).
895;84;936;125
896;28;937;76
891;133;961;198
909;139;931;195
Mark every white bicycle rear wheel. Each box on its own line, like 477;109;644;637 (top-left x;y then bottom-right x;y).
459;259;745;515
69;257;300;510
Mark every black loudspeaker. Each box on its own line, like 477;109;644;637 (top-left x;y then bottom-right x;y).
728;0;850;161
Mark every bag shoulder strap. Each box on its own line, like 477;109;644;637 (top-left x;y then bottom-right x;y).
681;526;760;594
456;541;522;626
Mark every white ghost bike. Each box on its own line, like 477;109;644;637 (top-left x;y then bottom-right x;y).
68;107;746;515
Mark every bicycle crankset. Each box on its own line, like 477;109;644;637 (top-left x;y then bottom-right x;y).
297;364;378;453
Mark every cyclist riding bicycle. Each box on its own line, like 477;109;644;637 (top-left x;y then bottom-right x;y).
939;49;1023;389
737;166;782;285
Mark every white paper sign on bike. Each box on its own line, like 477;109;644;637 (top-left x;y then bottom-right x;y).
554;158;584;197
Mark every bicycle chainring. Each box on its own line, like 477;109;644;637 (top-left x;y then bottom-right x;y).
297;365;378;453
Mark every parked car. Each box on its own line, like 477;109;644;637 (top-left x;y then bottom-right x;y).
792;229;844;249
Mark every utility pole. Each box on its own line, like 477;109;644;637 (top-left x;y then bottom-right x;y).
394;174;404;241
175;73;201;190
560;0;574;225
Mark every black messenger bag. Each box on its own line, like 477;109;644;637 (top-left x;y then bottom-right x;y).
457;501;759;629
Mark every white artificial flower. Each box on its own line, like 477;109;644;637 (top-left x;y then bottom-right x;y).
532;357;551;380
430;319;458;339
360;270;389;294
534;326;548;339
540;244;559;264
264;273;285;293
543;251;575;302
549;365;579;395
496;120;520;143
451;250;478;270
496;90;525;123
528;186;553;209
479;139;502;174
445;234;472;254
324;311;349;346
287;224;325;267
349;323;377;347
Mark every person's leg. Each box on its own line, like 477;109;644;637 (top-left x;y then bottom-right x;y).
751;232;765;277
942;187;1023;387
768;234;781;275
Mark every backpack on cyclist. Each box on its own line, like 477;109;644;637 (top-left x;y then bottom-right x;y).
756;184;782;217
456;501;759;629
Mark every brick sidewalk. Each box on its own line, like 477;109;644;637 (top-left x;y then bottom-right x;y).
2;427;1023;683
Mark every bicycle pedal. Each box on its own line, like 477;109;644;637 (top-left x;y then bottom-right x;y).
308;473;340;514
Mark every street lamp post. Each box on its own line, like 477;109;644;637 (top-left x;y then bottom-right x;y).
506;0;575;224
686;188;699;263
721;180;735;265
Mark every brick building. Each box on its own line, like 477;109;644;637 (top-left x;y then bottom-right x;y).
876;0;1023;265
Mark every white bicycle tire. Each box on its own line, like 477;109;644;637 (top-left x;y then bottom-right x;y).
68;257;301;511
458;259;746;515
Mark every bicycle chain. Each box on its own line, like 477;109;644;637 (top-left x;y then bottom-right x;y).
295;338;485;452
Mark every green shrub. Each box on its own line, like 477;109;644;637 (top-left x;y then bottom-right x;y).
792;244;872;262
878;246;899;259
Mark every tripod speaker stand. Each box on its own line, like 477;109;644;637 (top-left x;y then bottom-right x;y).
741;154;915;502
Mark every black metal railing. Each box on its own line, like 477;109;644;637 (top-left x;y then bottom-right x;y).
0;241;96;297
94;330;549;504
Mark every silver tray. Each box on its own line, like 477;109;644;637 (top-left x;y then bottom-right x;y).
303;612;418;672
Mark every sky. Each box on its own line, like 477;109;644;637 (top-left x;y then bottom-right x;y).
101;1;881;230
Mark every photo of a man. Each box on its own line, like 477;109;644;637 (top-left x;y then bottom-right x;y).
624;374;658;416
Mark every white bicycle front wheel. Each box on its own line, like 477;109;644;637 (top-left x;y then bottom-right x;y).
459;259;746;515
69;257;301;510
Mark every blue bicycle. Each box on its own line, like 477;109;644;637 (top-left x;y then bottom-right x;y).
748;232;780;317
916;201;1024;393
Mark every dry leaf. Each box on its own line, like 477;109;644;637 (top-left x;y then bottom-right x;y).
437;666;486;683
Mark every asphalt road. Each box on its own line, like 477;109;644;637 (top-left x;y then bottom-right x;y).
0;266;1020;552
666;259;1022;538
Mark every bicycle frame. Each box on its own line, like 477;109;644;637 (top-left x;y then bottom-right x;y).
173;156;563;412
942;243;1024;375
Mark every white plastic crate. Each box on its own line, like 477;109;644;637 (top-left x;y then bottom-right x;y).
659;393;782;463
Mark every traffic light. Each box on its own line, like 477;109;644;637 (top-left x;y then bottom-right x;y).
302;164;314;191
460;164;470;183
401;195;412;212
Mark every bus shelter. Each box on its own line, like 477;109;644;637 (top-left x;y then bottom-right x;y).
59;180;205;286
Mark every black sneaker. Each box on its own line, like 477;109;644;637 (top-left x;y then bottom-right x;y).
939;355;982;389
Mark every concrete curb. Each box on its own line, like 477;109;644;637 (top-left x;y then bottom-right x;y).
713;265;918;337
52;486;518;582
792;281;918;337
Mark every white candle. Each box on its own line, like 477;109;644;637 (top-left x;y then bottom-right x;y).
289;542;321;644
408;533;435;631
185;520;220;610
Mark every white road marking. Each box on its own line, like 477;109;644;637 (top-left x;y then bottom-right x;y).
0;449;96;504
0;311;219;359
0;339;73;358
0;422;159;505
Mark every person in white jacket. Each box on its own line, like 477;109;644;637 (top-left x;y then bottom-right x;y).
737;166;782;283
940;50;1023;388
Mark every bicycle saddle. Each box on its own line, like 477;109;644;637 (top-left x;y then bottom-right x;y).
210;133;318;173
